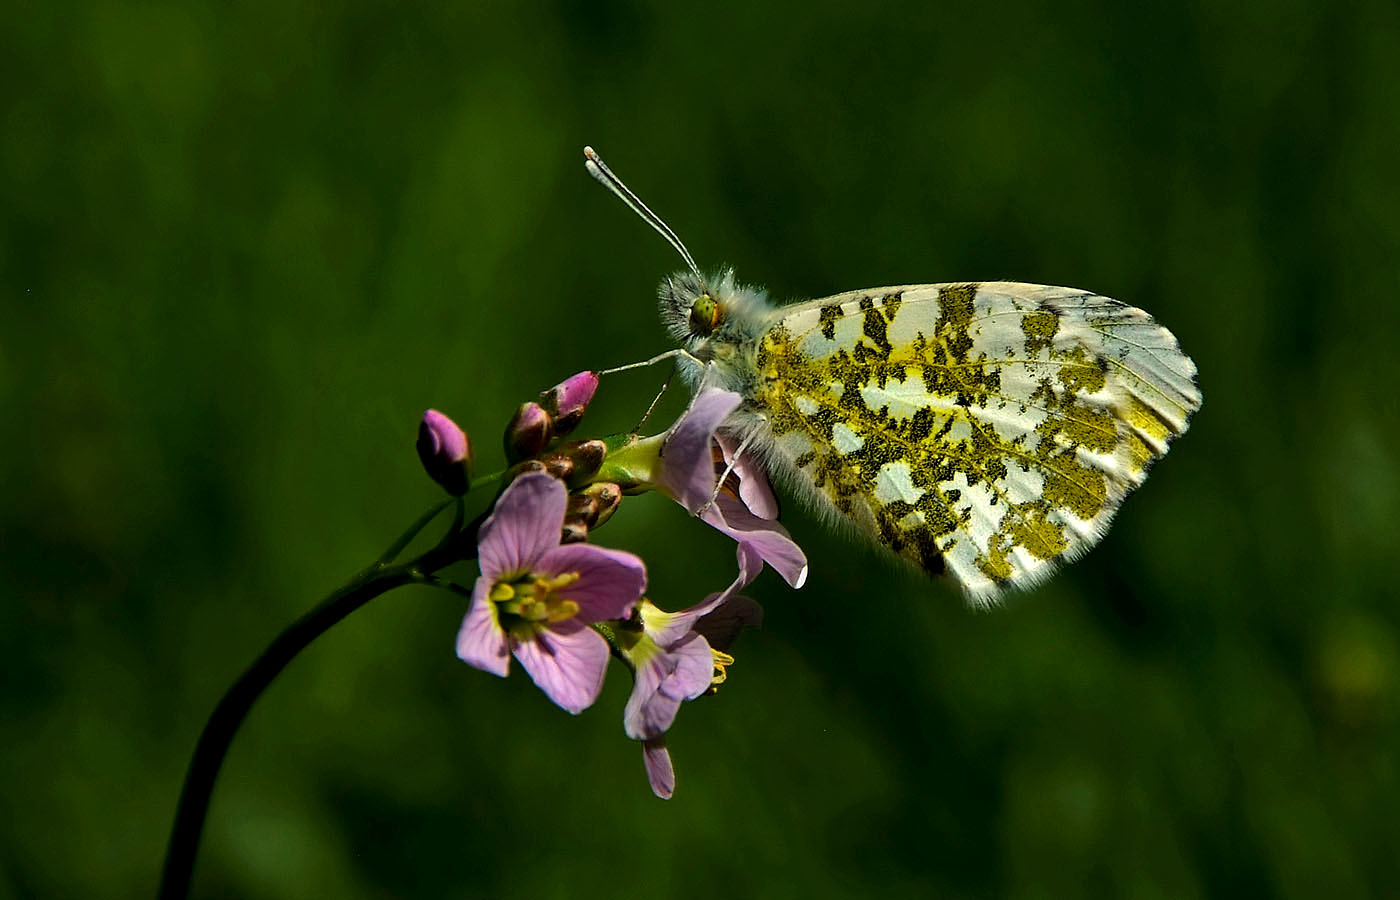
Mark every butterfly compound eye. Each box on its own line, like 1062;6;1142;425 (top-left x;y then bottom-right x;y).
689;293;722;336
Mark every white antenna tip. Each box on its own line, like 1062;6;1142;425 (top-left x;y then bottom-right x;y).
581;145;702;280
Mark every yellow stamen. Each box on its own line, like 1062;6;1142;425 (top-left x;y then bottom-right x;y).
546;599;581;623
710;648;735;686
490;571;585;625
538;571;581;592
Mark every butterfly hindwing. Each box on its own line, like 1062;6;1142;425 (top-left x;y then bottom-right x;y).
746;281;1200;603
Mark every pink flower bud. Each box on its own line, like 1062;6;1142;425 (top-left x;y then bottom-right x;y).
504;401;552;462
417;409;472;495
541;371;599;438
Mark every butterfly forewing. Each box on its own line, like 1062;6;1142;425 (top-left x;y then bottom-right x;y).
750;281;1200;603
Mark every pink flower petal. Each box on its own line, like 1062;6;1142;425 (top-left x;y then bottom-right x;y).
658;388;808;588
455;578;510;677
624;633;715;740
665;633;717;702
476;473;566;581
660;389;744;512
737;543;765;586
536;542;646;622
643;738;675;800
511;618;610;714
716;428;779;520
641;549;749;647
641;604;709;649
704;495;808;588
624;646;677;739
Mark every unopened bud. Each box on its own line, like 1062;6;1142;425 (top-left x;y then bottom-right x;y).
504;401;552;463
560;520;589;544
507;459;548;481
566;492;600;524
540;371;599;438
559;439;607;480
541;453;575;481
577;482;622;528
417;409;472;495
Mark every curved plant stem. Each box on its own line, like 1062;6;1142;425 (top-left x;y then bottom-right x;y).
377;498;455;565
158;502;480;900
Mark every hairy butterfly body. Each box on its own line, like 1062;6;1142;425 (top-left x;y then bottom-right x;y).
587;147;1201;604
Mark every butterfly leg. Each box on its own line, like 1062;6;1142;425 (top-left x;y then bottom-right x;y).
696;428;758;517
598;348;703;376
630;370;675;434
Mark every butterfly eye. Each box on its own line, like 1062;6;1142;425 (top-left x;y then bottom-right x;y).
689;294;722;335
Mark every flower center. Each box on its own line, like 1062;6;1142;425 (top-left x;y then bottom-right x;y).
490;571;582;631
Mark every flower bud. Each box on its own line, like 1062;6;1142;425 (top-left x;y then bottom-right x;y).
504;401;552;463
507;459;548;479
559;439;607;480
560;520;589;544
566;492;600;524
417;409;472;495
540;371;599;438
541;453;575;481
577;482;622;528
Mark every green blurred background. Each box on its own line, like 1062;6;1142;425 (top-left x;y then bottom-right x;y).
4;0;1398;896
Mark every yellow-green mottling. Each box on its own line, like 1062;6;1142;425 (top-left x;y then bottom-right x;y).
1128;396;1173;443
1021;310;1059;354
752;283;1176;588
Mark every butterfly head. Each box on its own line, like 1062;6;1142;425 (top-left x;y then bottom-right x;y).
659;270;721;342
659;268;770;349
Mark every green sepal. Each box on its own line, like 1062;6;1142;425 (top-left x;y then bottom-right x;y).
588;432;665;494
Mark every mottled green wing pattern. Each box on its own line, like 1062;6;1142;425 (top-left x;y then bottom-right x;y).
751;282;1200;603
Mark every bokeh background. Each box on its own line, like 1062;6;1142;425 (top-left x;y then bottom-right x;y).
4;0;1399;896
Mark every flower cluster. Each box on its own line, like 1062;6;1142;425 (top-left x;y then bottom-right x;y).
422;372;806;797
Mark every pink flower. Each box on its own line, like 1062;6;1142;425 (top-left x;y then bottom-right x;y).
660;388;808;589
456;472;646;714
619;547;764;799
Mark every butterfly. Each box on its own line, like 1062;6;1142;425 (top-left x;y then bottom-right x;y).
585;147;1201;604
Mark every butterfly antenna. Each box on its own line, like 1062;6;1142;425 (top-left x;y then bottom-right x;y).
584;146;702;280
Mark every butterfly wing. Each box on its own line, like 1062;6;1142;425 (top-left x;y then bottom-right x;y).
746;282;1200;604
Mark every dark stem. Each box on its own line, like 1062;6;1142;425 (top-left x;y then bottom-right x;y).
158;507;481;900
